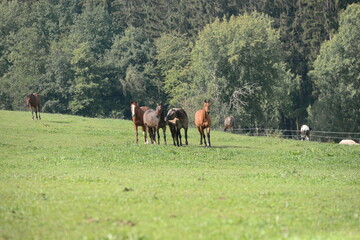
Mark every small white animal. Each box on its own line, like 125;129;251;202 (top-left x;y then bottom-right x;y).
339;139;359;145
300;125;311;141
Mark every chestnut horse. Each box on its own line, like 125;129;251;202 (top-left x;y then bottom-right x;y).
166;108;188;147
195;100;211;147
223;116;235;132
130;101;149;144
143;103;167;144
26;93;41;120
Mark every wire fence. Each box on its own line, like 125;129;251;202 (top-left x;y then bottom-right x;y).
223;128;360;143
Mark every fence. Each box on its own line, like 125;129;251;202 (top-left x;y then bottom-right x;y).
226;128;360;143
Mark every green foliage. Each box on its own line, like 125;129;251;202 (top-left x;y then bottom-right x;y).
155;33;192;106
186;13;291;127
70;3;113;56
1;110;360;239
0;0;358;131
309;3;360;132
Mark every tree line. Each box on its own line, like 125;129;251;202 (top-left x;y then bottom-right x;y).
0;0;359;132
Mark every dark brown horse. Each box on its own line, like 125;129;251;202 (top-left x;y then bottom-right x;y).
195;100;211;147
155;103;167;145
166;108;188;147
143;103;167;144
131;101;149;144
223;116;235;132
26;93;41;120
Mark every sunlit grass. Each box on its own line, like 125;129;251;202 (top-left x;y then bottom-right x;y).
0;110;359;239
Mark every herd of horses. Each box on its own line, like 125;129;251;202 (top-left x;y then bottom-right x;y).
131;100;213;147
26;93;316;145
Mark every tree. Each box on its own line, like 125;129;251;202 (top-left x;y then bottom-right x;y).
41;40;74;113
104;27;162;110
183;13;291;127
2;26;49;109
309;3;360;132
155;32;192;106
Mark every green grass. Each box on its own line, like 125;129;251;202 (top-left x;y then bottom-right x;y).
0;110;359;240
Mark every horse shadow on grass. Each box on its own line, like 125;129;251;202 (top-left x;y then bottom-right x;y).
192;144;254;149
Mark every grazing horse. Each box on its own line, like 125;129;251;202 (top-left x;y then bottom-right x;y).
130;101;149;144
223;116;235;132
195;100;211;147
166;108;189;147
26;93;41;120
300;125;311;141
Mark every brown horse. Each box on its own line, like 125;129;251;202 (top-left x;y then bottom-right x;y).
166;108;188;147
223;116;235;132
195;100;211;147
130;101;149;144
155;103;167;145
26;93;41;120
143;103;167;144
143;108;157;144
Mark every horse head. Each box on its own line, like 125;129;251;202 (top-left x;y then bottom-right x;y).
203;100;211;114
26;95;31;108
130;101;138;117
155;103;164;117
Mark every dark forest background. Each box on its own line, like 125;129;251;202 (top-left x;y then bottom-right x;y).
0;0;359;132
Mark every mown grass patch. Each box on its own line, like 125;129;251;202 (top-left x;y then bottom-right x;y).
0;110;359;239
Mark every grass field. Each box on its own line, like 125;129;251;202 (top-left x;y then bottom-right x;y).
0;110;359;240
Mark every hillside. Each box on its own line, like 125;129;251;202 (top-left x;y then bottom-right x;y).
0;110;359;239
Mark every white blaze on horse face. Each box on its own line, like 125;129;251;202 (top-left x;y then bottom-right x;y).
131;104;136;117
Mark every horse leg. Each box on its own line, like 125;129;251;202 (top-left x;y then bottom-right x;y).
163;127;167;145
31;107;35;120
35;109;38;120
148;127;153;144
143;125;148;144
197;127;203;145
170;126;176;146
175;127;180;147
134;125;139;144
157;127;160;145
206;127;211;147
184;128;188;146
150;127;155;144
153;128;157;144
37;105;41;120
178;128;182;146
202;128;207;146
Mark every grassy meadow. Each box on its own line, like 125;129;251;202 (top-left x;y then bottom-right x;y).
0;110;359;240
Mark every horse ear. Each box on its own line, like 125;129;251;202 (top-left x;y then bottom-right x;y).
204;100;207;103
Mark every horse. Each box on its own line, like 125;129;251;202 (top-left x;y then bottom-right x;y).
166;108;188;147
155;103;167;144
143;103;167;144
130;101;149;144
300;125;311;141
26;93;41;120
223;116;235;132
195;100;211;147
